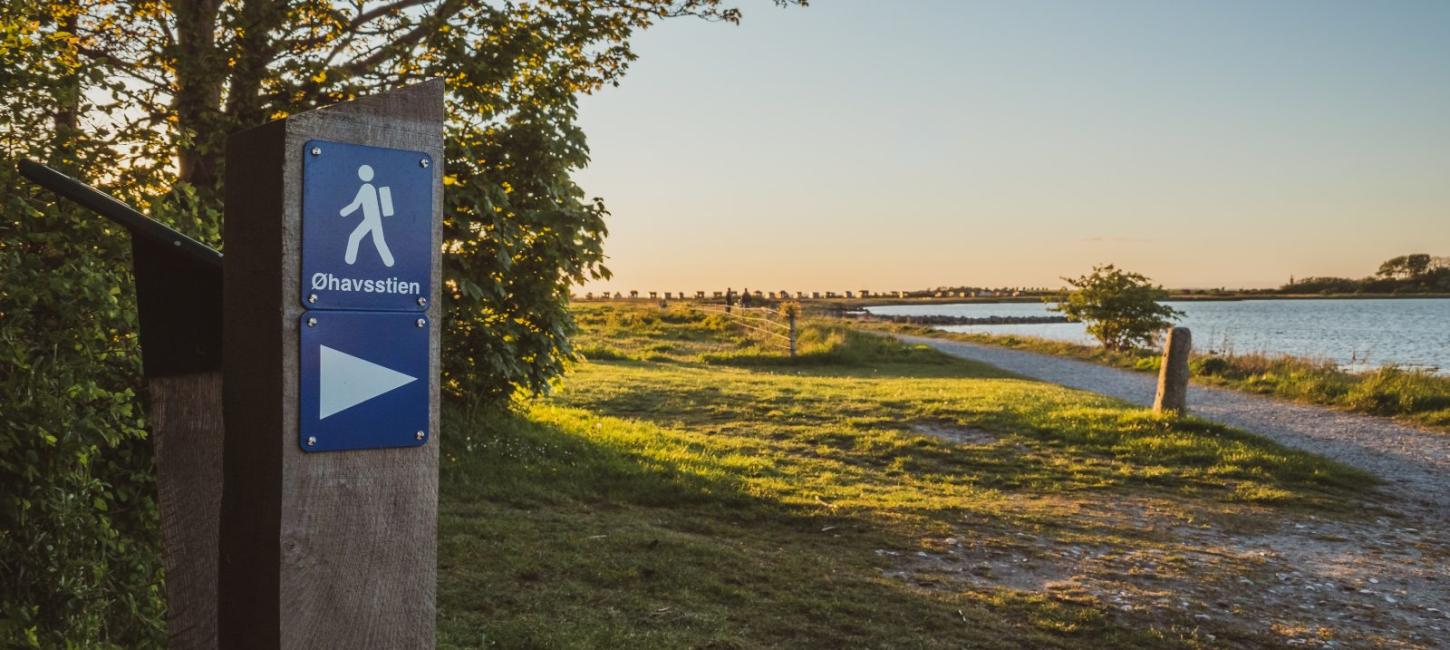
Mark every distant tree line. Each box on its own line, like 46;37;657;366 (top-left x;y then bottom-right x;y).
1281;254;1450;294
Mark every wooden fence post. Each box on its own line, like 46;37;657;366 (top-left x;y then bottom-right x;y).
1154;327;1191;414
788;310;798;359
220;81;443;647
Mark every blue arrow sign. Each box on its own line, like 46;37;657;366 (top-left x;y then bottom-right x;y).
299;311;430;452
301;139;433;312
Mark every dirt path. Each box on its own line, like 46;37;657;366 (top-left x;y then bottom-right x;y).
894;334;1450;648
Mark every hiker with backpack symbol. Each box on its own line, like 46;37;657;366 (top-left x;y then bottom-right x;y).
340;164;396;267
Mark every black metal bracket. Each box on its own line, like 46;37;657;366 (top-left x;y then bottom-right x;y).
19;160;223;377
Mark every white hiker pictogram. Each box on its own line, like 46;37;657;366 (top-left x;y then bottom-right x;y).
339;164;397;267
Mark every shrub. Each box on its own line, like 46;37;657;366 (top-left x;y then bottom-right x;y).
1191;356;1231;377
1052;265;1183;351
1;165;166;647
1344;368;1450;416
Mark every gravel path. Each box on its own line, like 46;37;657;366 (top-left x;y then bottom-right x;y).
899;334;1450;647
898;335;1450;513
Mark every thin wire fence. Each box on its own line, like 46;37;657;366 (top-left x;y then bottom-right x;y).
693;304;798;357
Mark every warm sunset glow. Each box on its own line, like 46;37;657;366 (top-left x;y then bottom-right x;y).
575;0;1450;293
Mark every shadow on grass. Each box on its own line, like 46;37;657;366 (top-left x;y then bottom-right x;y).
437;404;1188;649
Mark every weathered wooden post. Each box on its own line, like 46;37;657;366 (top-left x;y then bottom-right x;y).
787;308;798;359
1154;327;1192;414
19;161;225;649
221;80;443;647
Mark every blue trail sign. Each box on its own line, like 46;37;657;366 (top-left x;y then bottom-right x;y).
301;139;433;312
299;138;434;452
298;311;430;452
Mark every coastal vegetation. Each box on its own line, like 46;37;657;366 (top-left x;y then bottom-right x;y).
868;324;1450;433
1281;253;1450;295
437;303;1369;647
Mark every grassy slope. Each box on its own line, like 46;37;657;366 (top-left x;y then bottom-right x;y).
861;321;1450;432
438;304;1371;648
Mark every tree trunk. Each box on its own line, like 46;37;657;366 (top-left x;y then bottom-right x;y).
223;0;284;129
170;0;226;191
48;6;80;170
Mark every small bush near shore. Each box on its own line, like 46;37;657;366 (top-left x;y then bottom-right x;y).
1344;368;1450;421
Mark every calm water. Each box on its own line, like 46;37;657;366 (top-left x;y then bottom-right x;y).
866;298;1450;374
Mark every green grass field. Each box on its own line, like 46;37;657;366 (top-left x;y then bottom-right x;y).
437;304;1373;648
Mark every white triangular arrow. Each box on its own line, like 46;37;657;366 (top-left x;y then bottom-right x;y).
319;345;418;419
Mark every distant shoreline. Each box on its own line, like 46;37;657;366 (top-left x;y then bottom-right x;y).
573;292;1450;307
841;292;1450;309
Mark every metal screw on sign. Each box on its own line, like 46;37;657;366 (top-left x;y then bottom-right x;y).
416;318;426;328
419;158;429;169
311;147;322;156
415;431;425;441
307;317;317;328
417;296;427;306
306;436;317;446
308;293;318;304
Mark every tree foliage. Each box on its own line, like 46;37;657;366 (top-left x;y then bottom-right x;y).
2;0;798;644
6;0;798;400
2;3;165;643
1377;253;1434;280
1052;265;1182;351
1282;253;1450;295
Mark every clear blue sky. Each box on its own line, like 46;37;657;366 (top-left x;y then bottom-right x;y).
575;0;1450;292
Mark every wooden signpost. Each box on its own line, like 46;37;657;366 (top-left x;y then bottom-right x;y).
22;81;444;649
221;80;443;648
